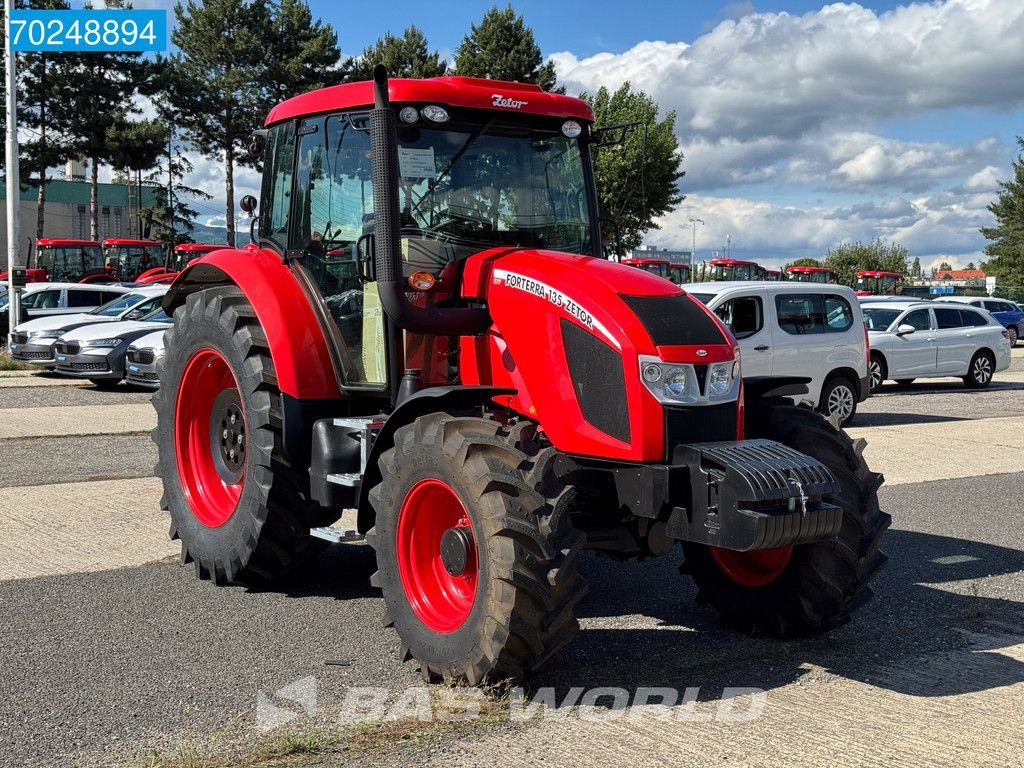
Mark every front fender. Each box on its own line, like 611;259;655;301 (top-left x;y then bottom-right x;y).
164;248;342;401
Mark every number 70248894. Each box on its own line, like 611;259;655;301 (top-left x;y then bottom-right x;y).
7;9;167;53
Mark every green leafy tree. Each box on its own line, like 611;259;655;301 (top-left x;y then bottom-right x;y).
785;257;823;269
580;83;684;254
938;261;953;272
106;118;167;238
910;256;921;277
139;147;213;250
346;25;446;81
966;261;977;270
823;239;909;286
454;5;557;90
980;137;1024;290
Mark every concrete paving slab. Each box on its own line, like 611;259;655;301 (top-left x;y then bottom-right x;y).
846;415;1024;486
0;375;83;388
0;403;155;438
0;477;173;581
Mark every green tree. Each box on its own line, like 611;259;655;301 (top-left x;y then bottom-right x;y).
264;0;342;105
785;257;823;269
106;118;168;238
139;146;213;249
966;261;977;270
823;239;909;286
454;5;557;90
346;25;446;81
580;83;684;254
938;261;953;272
910;256;921;277
980;137;1024;289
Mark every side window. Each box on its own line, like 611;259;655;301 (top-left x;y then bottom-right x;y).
934;307;963;329
261;121;297;252
67;290;99;307
985;300;1007;313
713;296;763;339
902;309;932;331
960;310;988;327
824;295;854;332
23;290;57;309
775;293;824;335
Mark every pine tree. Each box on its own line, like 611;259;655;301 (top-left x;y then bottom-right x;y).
454;5;557;90
980;137;1024;289
139;146;213;249
263;0;342;105
106;118;168;238
346;25;447;81
580;83;684;254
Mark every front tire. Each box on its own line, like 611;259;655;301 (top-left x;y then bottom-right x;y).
89;377;119;389
1007;326;1018;346
367;415;586;684
154;286;330;585
868;354;887;393
682;402;889;637
963;350;995;389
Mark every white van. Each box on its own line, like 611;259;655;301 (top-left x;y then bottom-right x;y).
682;281;870;425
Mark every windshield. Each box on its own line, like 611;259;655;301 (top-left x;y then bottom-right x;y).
142;307;172;323
709;264;757;281
285;112;593;262
862;307;901;330
90;292;144;317
105;245;163;278
37;245;104;281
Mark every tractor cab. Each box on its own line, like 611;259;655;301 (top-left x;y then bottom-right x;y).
34;239;109;283
170;243;223;273
257;76;599;388
707;258;761;281
668;263;690;285
761;268;781;281
855;270;903;296
786;265;836;283
620;258;671;279
102;239;164;282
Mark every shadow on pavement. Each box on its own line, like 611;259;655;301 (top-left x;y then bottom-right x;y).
529;529;1024;701
854;411;970;426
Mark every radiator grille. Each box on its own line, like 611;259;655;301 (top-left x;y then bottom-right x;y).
57;360;107;373
561;319;630;443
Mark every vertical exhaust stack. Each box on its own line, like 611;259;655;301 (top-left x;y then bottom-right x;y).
369;65;490;336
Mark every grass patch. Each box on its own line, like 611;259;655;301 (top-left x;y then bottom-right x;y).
0;349;32;371
132;684;512;768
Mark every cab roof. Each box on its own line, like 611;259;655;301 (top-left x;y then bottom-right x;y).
267;76;595;126
103;239;162;247
36;239;100;247
786;265;833;273
174;243;223;252
708;258;759;267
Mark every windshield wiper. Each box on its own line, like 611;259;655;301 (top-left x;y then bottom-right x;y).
409;118;496;223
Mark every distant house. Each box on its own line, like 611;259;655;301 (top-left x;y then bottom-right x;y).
931;268;986;286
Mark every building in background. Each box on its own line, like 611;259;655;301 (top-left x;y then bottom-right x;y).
630;244;693;267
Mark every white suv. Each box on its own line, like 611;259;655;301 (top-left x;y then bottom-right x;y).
863;300;1011;390
683;281;869;425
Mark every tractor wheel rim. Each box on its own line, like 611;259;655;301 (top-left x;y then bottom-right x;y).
397;478;478;633
709;545;793;588
174;348;245;527
828;384;854;420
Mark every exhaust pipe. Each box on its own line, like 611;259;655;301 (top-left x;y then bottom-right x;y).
370;65;491;336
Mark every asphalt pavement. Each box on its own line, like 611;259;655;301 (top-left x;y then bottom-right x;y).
0;352;1021;767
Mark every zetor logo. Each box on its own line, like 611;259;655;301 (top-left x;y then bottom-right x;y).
492;94;528;109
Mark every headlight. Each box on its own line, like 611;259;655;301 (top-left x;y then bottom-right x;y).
28;331;58;341
84;338;123;348
639;359;691;402
708;363;732;396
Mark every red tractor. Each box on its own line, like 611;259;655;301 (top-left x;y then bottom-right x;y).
155;69;888;684
102;238;165;282
135;242;225;284
0;239;112;284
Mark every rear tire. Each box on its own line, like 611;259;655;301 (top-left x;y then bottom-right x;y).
367;415;586;684
154;286;330;586
868;354;886;393
682;402;889;637
963;350;995;389
817;376;857;426
1007;326;1018;346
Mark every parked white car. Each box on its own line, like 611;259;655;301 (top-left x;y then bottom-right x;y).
125;328;166;389
1;282;132;338
683;281;870;425
8;285;168;367
863;300;1011;390
53;308;173;388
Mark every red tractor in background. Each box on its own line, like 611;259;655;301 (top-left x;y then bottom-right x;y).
786;265;837;283
705;257;762;281
135;242;224;284
855;270;904;296
102;238;164;282
155;68;888;684
0;238;114;284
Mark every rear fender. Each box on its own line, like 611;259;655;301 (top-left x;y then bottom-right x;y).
163;248;342;401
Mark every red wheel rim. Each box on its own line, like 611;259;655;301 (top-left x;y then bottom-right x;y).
396;479;478;633
174;348;245;527
710;545;793;588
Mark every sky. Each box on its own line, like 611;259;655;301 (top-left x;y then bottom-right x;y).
110;0;1024;270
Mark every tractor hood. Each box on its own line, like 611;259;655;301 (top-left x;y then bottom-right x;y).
459;249;740;462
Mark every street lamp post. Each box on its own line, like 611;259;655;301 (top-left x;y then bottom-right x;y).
688;217;704;269
5;0;22;328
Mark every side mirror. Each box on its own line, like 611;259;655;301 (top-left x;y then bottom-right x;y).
125;310;143;320
896;323;916;335
239;195;258;216
589;121;640;147
247;130;268;160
